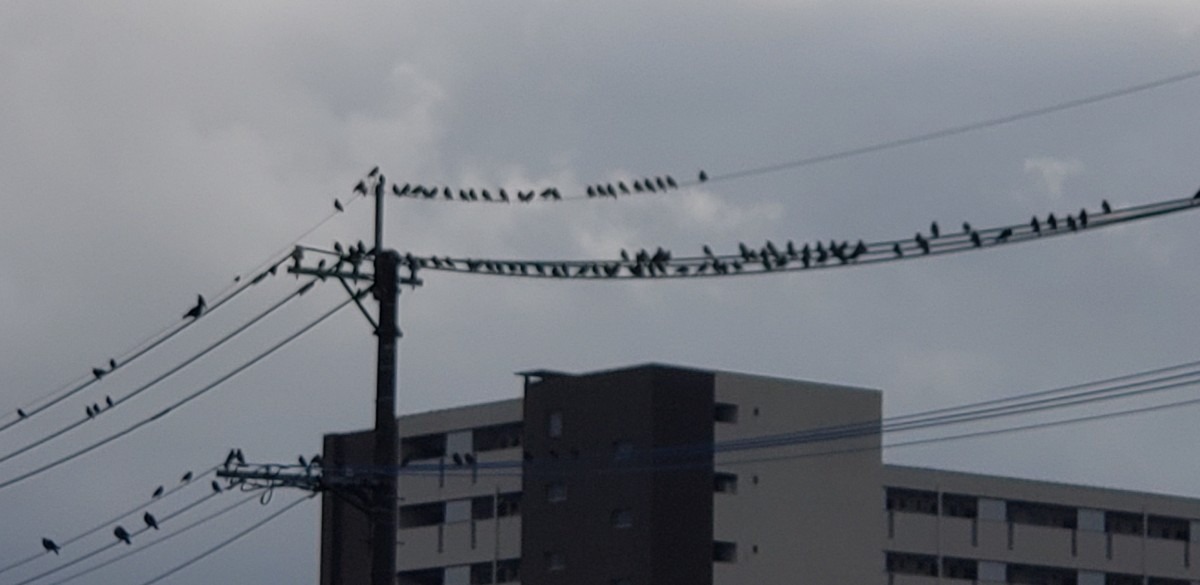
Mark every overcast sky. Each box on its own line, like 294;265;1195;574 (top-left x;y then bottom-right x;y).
3;1;1200;583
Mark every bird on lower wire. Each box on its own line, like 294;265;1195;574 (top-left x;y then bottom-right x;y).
113;526;132;545
42;538;60;555
183;295;206;320
152;485;164;498
143;512;159;530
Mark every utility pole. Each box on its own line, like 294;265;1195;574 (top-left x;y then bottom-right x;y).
371;247;399;585
219;169;417;585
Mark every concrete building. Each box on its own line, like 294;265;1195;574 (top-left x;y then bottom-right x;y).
320;364;1200;585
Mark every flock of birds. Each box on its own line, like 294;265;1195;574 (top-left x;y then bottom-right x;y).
330;166;704;210
382;196;1155;280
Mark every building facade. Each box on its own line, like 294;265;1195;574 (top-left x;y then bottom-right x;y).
320;364;1200;585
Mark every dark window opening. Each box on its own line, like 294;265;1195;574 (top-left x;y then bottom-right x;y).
545;552;565;572
401;433;447;461
612;441;635;462
1106;575;1142;585
1148;515;1190;541
1007;563;1077;585
473;422;523;452
471;492;521;520
714;472;739;494
714;403;738;423
886;552;937;576
713;541;738;563
1148;578;1191;585
942;557;977;580
942;493;978;518
1008;500;1078;529
398;568;444;585
546;482;566;503
611;508;633;529
399;502;445;528
886;487;938;514
1105;512;1143;535
547;411;563;438
495;559;519;583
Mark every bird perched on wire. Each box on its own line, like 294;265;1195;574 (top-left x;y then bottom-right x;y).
211;480;222;494
113;526;132;545
152;485;164;498
92;367;106;380
42;537;60;555
1102;200;1112;214
183;295;206;320
181;471;193;483
143;512;159;530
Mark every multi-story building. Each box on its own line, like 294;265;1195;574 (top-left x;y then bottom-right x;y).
320;364;1200;585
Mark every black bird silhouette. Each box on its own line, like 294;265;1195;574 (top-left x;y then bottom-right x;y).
368;166;380;178
586;186;595;197
105;396;114;408
181;471;193;483
1193;187;1200;199
1066;215;1077;231
114;526;131;545
930;222;940;238
1101;200;1112;214
702;245;715;258
893;243;903;257
452;453;464;466
618;182;630;194
655;177;667;190
961;221;972;234
1030;216;1041;235
698;170;708;182
211;480;222;493
144;512;159;530
995;228;1013;243
92;368;105;380
970;231;982;247
17;408;26;418
644;180;657;193
633;180;644;192
1079;209;1088;228
334;198;344;212
914;234;930;255
234;449;246;465
183;295;206;320
665;176;678;189
353;181;367;195
464;453;476;466
92;402;101;415
109;358;117;370
42;537;60;554
1047;213;1058;230
86;405;95;419
299;455;308;468
152;485;164;498
393;183;409;197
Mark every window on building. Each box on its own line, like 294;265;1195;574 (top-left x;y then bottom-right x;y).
610;578;632;585
398;568;444;585
1148;578;1191;585
885;552;937;576
1007;563;1076;585
444;499;471;524
495;559;520;583
401;433;447;461
1106;573;1141;585
400;502;446;528
942;493;978;518
546;482;566;503
714;472;738;494
885;487;938;514
548;411;563;438
942;557;977;580
714;403;738;423
1147;515;1190;541
611;508;633;529
469;563;494;585
545;551;565;572
472;422;523;452
1105;511;1143;535
713;541;738;563
472;492;522;520
1008;500;1077;529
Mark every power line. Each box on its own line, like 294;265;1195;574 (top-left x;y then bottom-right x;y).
0;296;353;493
8;491;224;585
0;466;220;577
375;66;1200;204
133;495;313;585
39;493;260;585
0;280;318;467
379;193;1198;280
